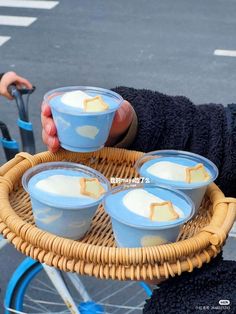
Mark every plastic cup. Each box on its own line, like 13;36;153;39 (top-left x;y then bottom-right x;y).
44;86;123;152
22;162;110;240
135;150;219;211
103;184;194;248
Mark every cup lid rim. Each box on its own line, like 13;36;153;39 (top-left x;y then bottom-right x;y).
44;86;124;116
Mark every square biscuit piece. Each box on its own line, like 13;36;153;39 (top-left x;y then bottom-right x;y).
150;201;179;222
186;163;210;183
83;96;109;112
80;177;106;199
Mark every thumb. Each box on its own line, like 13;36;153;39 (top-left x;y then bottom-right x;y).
109;100;133;139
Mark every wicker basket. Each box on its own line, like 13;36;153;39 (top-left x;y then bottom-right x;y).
0;148;235;281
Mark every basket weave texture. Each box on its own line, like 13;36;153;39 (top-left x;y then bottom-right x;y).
0;148;235;281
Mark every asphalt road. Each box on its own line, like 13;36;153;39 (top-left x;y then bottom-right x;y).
0;0;236;312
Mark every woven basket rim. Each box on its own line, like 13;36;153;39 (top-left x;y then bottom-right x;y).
0;148;235;280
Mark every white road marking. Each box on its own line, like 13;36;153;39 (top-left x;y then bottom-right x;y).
0;15;37;26
0;35;11;46
214;49;236;57
0;0;59;10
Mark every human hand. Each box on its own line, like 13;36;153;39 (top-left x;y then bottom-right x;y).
41;100;133;153
0;71;33;100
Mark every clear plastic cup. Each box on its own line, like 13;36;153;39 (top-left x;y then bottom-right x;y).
135;150;219;211
103;184;194;248
22;162;110;239
44;86;123;152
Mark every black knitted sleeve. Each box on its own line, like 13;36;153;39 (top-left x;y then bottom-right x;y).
112;87;198;152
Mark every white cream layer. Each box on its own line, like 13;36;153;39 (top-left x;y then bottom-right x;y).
61;90;92;109
122;189;184;219
35;175;91;198
147;161;192;182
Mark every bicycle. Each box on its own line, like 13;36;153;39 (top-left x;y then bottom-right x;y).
0;85;36;252
0;86;152;314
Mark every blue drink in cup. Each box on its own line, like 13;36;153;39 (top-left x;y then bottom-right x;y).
136;150;218;211
22;162;110;239
103;184;194;248
44;86;123;152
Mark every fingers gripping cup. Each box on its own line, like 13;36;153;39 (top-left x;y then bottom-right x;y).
22;162;110;240
136;150;218;211
103;184;194;248
44;86;123;152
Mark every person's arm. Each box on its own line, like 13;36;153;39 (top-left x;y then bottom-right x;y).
0;71;32;100
41;85;226;158
41;85;236;195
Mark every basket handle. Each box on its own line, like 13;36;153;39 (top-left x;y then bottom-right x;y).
0;154;26;177
202;198;236;245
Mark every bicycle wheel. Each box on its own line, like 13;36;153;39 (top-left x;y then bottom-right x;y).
5;257;149;314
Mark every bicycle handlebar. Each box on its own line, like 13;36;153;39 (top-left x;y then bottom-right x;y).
6;85;36;155
8;85;36;97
